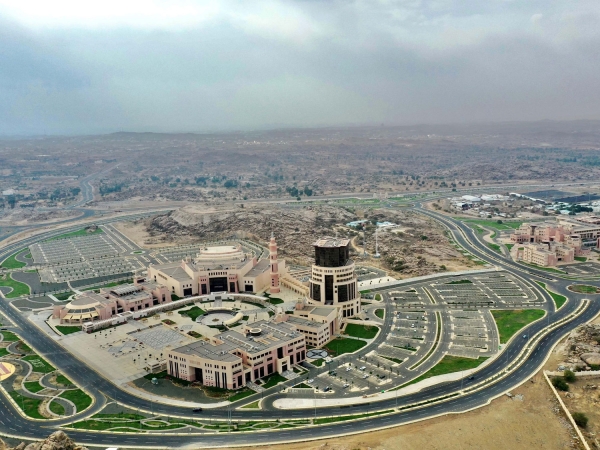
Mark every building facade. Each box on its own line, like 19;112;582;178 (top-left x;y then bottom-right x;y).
53;279;171;324
167;320;306;388
147;240;286;298
307;237;361;319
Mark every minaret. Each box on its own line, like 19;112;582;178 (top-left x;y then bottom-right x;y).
374;226;380;258
269;232;280;294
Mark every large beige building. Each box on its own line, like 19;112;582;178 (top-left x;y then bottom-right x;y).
147;238;285;298
168;320;306;388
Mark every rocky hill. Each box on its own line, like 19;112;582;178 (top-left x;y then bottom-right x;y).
0;431;88;450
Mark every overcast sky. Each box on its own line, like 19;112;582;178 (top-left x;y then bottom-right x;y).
1;0;600;135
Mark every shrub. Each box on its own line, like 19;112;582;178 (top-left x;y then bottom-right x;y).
563;370;576;383
552;377;569;392
572;412;588;428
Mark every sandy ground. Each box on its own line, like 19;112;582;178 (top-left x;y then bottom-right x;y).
230;370;577;450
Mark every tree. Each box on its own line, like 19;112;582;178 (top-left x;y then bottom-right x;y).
572;412;588;428
563;369;576;383
552;377;569;391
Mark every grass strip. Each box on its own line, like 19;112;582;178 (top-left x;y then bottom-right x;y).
24;381;45;393
490;309;545;344
535;282;567;310
0;249;27;269
314;409;393;425
45;228;103;241
0;274;30;298
228;389;255;402
401;356;487;388
56;326;81;335
9;391;44;419
177;306;206;321
375;309;385;319
1;331;19;342
49;400;66;416
60;389;93;412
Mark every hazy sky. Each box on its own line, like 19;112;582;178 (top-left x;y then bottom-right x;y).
1;0;600;135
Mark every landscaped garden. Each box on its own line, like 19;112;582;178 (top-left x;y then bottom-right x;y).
568;285;600;294
0;274;30;298
177;306;206;321
401;355;488;388
324;337;367;356
0;249;27;269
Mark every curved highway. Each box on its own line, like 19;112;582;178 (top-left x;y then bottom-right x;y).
0;200;599;447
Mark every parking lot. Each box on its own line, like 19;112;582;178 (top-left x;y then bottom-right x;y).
560;261;600;276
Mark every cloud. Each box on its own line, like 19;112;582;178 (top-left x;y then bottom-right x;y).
0;0;600;134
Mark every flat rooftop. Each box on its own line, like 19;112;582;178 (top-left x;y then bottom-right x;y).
313;237;350;248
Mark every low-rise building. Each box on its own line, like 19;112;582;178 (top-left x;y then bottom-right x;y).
53;279;171;324
167;320;306;389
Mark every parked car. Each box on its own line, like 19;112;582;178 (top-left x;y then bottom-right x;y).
192;408;203;413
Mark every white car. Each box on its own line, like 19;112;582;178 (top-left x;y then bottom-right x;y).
362;374;369;379
345;366;352;372
343;383;349;388
307;378;314;384
359;366;366;371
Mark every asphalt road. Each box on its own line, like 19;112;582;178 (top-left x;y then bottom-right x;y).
1;190;599;447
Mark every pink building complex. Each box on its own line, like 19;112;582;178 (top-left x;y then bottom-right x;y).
167;320;306;389
510;220;599;266
53;279;171;324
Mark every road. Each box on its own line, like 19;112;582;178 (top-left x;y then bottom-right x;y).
0;188;599;447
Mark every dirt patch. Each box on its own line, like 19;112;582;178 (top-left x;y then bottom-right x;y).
238;372;577;450
560;376;600;448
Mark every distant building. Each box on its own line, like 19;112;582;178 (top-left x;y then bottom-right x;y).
510;219;599;266
53;279;171;324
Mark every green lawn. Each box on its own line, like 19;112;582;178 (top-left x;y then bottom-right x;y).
45;227;103;241
56;326;81;335
0;249;27;269
10;391;45;419
568;285;600;294
228;388;254;402
311;358;325;367
24;381;45;393
266;297;284;305
405;356;488;387
0;274;30;298
177;306;206;321
261;373;287;389
55;374;73;386
22;355;56;373
0;348;8;357
536;282;567;310
324;337;367;356
491;309;546;344
461;219;523;230
60;389;93;412
242;400;260;408
375;309;385;319
487;243;502;253
374;293;382;301
505;243;514;251
49;400;66;416
575;256;587;262
53;291;74;301
1;331;19;342
344;323;379;339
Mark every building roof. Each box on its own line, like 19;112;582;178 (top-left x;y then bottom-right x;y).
171;339;241;363
286;316;325;329
313;237;350;248
245;259;271;277
154;263;193;281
